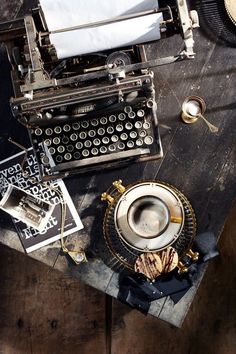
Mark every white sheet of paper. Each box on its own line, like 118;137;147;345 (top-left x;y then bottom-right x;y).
40;0;162;58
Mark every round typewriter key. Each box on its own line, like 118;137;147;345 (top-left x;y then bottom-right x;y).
100;146;107;154
44;139;51;146
118;113;126;121
127;140;135;148
111;135;119;143
88;130;96;137
118;142;125;150
108;144;116;152
82;149;89;157
48;147;56;155
130;131;137;139
91;119;99;126
91;148;99;156
120;133;128;141
64;153;72;160
62;136;69;144
116;124;123;132
41;155;49;165
70;133;78;141
81;121;89;129
128;111;136;119
143;121;151;130
35;128;43;136
98;128;105;136
144;136;154;145
54;126;62;134
76;142;83;150
137;109;145;118
136;138;143;146
135;121;142;129
102;137;110;144
109;115;116;123
73;152;81;160
100;117;108;125
139;130;147;138
125;122;133;130
57;145;65;153
53;137;60;145
93;138;101;146
55;155;63;163
79;131;87;139
84;140;92;148
72;122;80;130
107;126;114;134
45;128;53;136
124;106;132;114
67;144;74;152
63;124;71;132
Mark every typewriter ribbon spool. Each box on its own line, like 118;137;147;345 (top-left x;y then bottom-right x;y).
102;180;198;279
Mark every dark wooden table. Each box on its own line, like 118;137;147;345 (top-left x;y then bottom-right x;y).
0;0;235;327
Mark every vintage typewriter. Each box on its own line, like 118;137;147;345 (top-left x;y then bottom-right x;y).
0;0;199;180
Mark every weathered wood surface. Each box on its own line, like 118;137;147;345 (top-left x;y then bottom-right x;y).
0;0;236;328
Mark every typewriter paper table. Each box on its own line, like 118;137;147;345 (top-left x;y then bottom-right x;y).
0;2;236;328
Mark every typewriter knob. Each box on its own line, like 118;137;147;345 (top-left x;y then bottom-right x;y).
113;180;126;194
101;193;114;205
177;261;188;274
186;249;199;261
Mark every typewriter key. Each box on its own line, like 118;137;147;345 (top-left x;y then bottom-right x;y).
93;138;101;146
62;136;69;144
125;122;133;130
63;124;71;132
108;144;116;152
143;122;151;130
35;128;43;136
76;142;83;150
139;130;147;138
48;147;56;155
84;140;92;148
120;133;128;141
100;146;107;154
107;126;114;134
53;137;60;145
72;122;80;130
127;140;135;148
137;109;145;118
111;135;119;143
55;155;63;163
102;137;110;144
70;133;78;141
118;113;126;121
124;106;132;114
130;131;137;139
116;124;123;132
88;130;96;138
57;145;65;153
91;119;99;126
44;139;51;146
128;111;136;119
144;136;154;145
136;138;143;146
91;148;99;155
41;155;49;165
54;126;62;134
100;117;108;125
73;152;81;160
81;121;89;129
98;128;105;136
45;128;53;136
135;121;142;129
67;145;74;152
79;131;87;139
82;149;90;157
64;153;72;160
109;115;116;123
118;142;125;150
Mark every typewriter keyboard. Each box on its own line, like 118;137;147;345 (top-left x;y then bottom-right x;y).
31;103;161;173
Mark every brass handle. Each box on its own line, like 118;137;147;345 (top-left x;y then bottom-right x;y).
177;261;188;273
101;192;114;204
186;249;199;261
113;180;126;194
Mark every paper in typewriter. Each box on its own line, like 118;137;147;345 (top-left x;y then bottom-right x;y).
40;0;163;58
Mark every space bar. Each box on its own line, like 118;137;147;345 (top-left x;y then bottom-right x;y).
51;148;150;172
